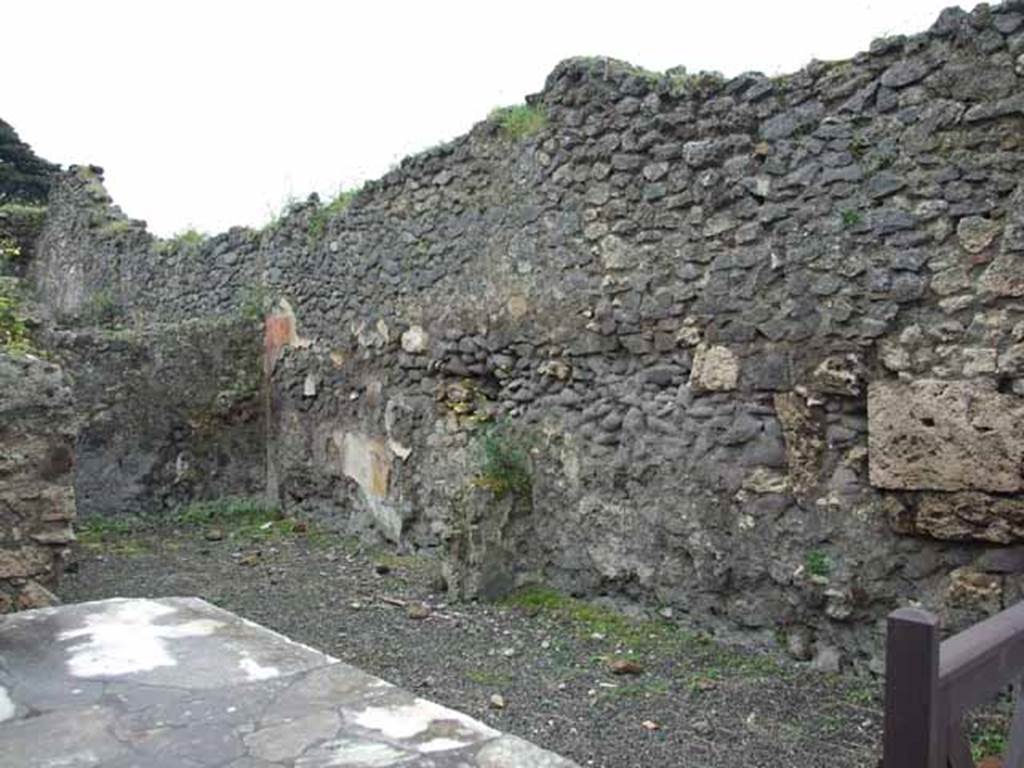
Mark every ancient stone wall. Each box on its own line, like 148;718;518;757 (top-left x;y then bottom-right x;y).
0;353;75;610
0;116;73;613
49;321;265;519
21;166;268;520
22;1;1024;665
30;165;263;324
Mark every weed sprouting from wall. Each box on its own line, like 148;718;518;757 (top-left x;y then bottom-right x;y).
99;218;135;236
156;227;207;255
805;550;831;578
473;420;533;499
0;203;46;273
308;187;361;240
238;282;270;322
840;209;862;228
82;289;125;327
489;104;547;140
0;237;21;271
0;280;30;354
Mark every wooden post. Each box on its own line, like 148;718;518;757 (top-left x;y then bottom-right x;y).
884;607;943;768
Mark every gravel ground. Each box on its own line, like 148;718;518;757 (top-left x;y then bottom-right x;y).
58;522;883;768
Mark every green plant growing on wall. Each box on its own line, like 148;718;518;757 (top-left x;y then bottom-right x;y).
308;186;361;240
805;550;831;578
0;281;30;354
473;420;533;499
238;282;270;322
0;203;46;272
82;289;124;326
100;218;135;236
490;104;547;140
849;134;869;159
840;209;862;228
667;69;727;97
156;227;207;254
173;227;206;248
0;236;21;271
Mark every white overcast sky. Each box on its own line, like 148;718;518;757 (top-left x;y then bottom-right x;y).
6;0;954;236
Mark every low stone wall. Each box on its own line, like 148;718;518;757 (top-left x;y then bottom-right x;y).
0;353;75;611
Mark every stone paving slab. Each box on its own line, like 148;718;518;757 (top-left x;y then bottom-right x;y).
0;597;578;767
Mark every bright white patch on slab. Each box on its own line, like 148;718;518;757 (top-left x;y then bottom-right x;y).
57;599;224;677
351;697;499;745
0;686;15;723
418;738;469;753
295;738;413;767
239;654;280;681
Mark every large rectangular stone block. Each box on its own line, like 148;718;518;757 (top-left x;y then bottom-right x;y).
868;379;1024;492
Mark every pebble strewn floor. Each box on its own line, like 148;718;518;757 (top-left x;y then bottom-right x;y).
59;524;883;767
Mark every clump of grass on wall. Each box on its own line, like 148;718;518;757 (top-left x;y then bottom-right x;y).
308;187;360;239
805;550;831;578
473;420;533;499
0;291;30;354
490;104;547;140
156;227;207;254
0;236;21;270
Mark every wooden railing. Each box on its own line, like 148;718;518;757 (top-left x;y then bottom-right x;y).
884;603;1024;767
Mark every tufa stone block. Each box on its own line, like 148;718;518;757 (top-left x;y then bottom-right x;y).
774;392;825;496
868;380;1024;492
689;344;739;392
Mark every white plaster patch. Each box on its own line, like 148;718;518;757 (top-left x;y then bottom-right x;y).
341;432;392;498
239;654;280;681
58;599;224;678
351;697;498;745
0;685;15;723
